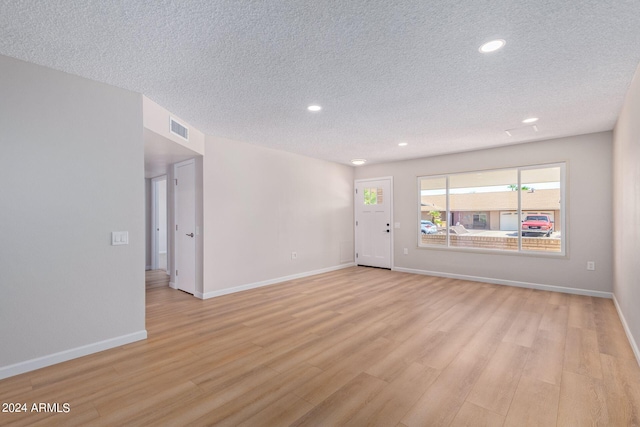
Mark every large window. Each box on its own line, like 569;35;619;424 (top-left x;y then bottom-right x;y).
419;163;565;255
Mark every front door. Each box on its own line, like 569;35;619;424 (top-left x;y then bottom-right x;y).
174;159;196;294
355;178;392;269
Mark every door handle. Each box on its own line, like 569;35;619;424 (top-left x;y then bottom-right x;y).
186;233;194;237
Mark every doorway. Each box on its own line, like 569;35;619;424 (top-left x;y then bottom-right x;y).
151;176;168;271
355;177;393;269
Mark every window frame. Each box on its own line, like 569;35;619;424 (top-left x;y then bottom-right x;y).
417;162;566;256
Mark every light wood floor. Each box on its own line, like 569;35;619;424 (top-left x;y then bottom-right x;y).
1;267;639;426
145;269;170;289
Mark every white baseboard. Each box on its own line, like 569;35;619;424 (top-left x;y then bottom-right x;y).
612;294;640;367
393;267;613;299
169;281;177;289
200;263;356;300
0;330;147;380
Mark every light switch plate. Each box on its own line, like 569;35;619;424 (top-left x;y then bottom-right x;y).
111;231;129;245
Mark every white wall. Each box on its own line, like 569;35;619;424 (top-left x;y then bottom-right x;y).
613;64;640;362
202;136;354;297
0;55;146;377
355;132;613;295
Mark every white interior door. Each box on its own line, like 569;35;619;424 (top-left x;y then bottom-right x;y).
174;159;196;294
355;178;392;269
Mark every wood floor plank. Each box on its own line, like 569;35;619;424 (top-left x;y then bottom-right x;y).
417;323;483;370
302;321;389;370
596;328;636;361
1;266;639;426
149;366;281;426
418;285;515;371
403;302;502;423
350;362;441;427
522;329;565;385
292;337;394;405
449;402;505;427
538;303;569;343
466;341;529;415
145;269;170;288
382;303;450;343
401;317;509;427
427;287;497;332
290;372;388;426
564;327;603;379
91;381;204;427
249;310;336;347
547;290;569;306
503;375;560;427
266;321;387;373
401;354;484;427
568;301;596;330
593;299;637;361
236;393;313;427
191;363;322;426
600;353;640;426
558;370;610;426
0;376;32;402
502;299;544;348
365;327;444;381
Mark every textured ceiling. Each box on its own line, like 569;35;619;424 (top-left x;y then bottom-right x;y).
1;0;640;165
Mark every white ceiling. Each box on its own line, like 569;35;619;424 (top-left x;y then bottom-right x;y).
1;1;639;165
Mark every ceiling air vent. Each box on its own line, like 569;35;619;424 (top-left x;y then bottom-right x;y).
170;117;189;141
504;125;539;138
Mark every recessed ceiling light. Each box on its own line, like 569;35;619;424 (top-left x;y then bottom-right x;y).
522;117;539;124
398;142;408;147
479;39;506;53
351;159;366;165
307;105;322;112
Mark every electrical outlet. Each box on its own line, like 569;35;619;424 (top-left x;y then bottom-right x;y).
291;252;297;260
587;261;595;271
403;248;408;255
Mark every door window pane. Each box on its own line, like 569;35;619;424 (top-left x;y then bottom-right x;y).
364;187;383;205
